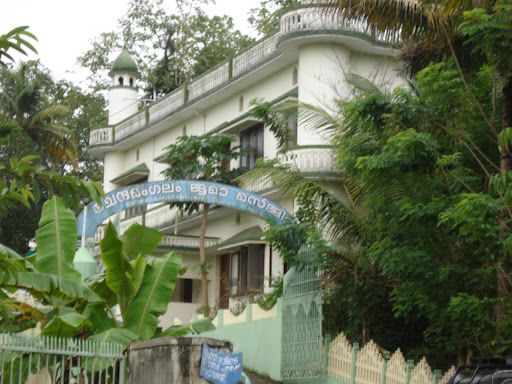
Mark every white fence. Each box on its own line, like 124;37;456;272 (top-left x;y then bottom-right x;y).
326;333;454;384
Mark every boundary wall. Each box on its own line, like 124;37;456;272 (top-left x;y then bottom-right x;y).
182;300;283;381
174;302;457;384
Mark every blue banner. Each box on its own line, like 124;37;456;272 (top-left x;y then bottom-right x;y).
200;344;243;384
77;180;293;237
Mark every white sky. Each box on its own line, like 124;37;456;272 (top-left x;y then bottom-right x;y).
0;0;261;86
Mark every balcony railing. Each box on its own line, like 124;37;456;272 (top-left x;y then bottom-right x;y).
188;62;230;100
148;88;185;124
232;33;280;78
89;128;113;146
115;112;146;141
280;7;401;46
278;146;338;174
160;235;219;249
89;5;399;149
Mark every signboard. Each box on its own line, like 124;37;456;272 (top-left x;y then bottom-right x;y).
200;344;243;384
77;180;293;238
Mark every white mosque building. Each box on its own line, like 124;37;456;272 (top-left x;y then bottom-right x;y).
88;3;405;325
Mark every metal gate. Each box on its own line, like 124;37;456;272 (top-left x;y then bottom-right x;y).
281;246;323;382
0;333;126;384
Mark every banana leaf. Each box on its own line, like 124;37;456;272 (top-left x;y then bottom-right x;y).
35;196;80;280
42;311;89;338
7;272;102;303
122;224;163;260
88;327;138;348
100;222;137;316
83;303;116;333
125;252;181;340
158;318;215;337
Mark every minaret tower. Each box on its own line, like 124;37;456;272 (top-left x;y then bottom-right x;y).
108;50;140;125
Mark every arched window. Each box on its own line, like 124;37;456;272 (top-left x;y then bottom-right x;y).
129;77;134;87
118;76;124;86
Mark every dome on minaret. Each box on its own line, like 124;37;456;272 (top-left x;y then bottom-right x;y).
109;50;140;78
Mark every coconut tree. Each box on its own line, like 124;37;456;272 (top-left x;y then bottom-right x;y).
0;62;77;168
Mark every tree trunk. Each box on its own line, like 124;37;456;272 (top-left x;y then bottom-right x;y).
199;203;210;315
497;77;512;323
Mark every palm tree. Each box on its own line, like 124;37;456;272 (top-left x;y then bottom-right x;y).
0;62;77;168
0;26;37;65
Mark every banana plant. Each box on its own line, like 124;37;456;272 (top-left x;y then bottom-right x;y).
0;196;213;348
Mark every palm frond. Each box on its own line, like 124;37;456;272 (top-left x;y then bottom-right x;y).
297;102;344;137
239;161;363;242
346;73;384;95
0;26;37;65
30;105;71;126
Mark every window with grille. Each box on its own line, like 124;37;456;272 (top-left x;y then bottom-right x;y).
240;124;264;170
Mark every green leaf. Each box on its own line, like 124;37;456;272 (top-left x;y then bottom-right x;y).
159;318;215;337
35;196;80;280
7;272;102;303
42;311;88;338
125;252;182;340
100;222;136;316
83;304;116;333
123;224;163;260
130;255;147;302
88;327;138;348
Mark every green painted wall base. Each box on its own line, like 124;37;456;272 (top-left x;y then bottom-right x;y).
203;303;282;381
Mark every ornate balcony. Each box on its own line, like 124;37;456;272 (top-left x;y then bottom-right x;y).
160;235;219;249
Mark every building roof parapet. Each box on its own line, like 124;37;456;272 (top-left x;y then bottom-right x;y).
89;5;401;153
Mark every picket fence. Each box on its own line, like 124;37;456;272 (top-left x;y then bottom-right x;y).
325;333;455;384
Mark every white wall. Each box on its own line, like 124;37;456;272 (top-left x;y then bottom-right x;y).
108;76;139;125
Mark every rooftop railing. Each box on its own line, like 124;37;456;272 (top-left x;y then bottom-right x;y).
148;88;185;124
188;62;231;100
280;7;401;46
232;33;280;78
90;4;399;149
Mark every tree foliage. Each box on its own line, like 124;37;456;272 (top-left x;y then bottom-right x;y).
248;0;300;36
0;26;37;65
161;134;243;312
0;61;106;253
248;57;511;366
79;0;253;96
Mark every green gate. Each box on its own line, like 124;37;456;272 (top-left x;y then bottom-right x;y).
281;246;323;382
0;333;126;384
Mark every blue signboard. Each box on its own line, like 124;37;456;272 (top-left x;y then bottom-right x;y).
200;344;243;384
77;180;293;237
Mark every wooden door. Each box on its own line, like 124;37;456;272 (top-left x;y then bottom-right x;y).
219;254;230;309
